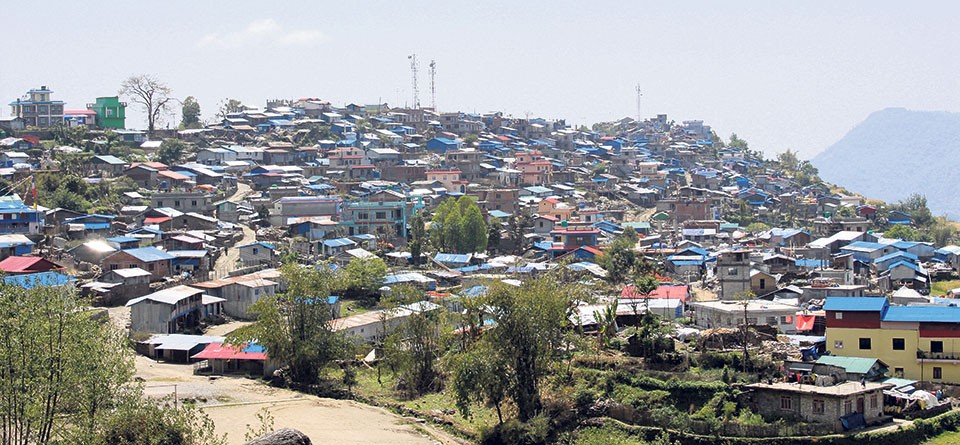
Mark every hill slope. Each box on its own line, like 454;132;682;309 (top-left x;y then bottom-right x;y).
813;107;960;218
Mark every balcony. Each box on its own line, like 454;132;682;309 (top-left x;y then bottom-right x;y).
917;350;960;362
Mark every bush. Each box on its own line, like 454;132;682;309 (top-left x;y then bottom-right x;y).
480;415;551;445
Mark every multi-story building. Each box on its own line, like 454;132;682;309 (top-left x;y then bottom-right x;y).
717;249;752;299
825;296;960;383
0;194;44;235
151;191;213;216
86;96;127;129
9;86;64;128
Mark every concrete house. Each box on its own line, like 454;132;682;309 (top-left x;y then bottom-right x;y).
742;380;892;433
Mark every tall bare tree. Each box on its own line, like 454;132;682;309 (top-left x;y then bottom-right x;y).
119;74;172;133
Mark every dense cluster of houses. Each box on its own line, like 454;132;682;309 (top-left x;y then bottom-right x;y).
4;87;960;427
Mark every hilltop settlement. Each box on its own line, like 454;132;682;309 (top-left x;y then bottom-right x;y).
4;83;960;444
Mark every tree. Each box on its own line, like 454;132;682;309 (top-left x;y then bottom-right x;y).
119;74;173;133
382;286;448;397
487;220;502;254
228;263;350;385
728;133;749;150
461;204;488;253
508;210;533;255
733;291;757;372
593;298;619;349
884;224;921;241
217;98;247;119
409;213;426;266
442;206;463;253
344;256;388;302
157;139;187;165
180;96;202;129
452;275;581;422
450;342;508;423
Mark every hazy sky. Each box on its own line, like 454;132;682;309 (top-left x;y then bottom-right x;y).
3;1;959;159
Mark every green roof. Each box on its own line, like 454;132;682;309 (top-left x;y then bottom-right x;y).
816;356;886;374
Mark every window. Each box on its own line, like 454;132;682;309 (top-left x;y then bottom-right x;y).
931;341;944;353
157;201;163;207
191;200;198;207
727;268;738;276
835;312;843;320
844;400;853;414
893;338;905;351
934;367;943;379
759;278;766;289
174;200;181;207
812;399;825;415
895;367;904;377
859;338;872;350
148;264;155;272
252;248;259;255
780;396;793;411
870;395;878;409
834;340;844;349
375;211;387;220
766;316;777;324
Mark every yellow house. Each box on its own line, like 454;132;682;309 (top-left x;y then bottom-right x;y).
824;297;960;383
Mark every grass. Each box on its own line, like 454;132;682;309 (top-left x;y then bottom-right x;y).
924;429;960;445
344;365;499;439
339;299;375;317
931;280;960;296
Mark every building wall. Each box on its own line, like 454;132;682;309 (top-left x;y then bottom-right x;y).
826;326;960;383
751;389;884;433
130;300;174;334
102;252;170;281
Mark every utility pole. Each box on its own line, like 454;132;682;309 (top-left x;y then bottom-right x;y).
408;54;420;109
429;59;437;111
636;84;642;124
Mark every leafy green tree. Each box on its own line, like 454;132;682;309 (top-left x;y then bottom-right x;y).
487;220;502;253
217;98;246;119
884;224;921;241
344;256;388;302
180;96;202;129
382;286;448;397
442;206;463;252
461;204;488;253
450;342;508;423
229;263;351;385
508;209;534;255
157;139;187;165
409;213;426;265
453;275;582;422
603;234;638;284
100;397;225;445
728;133;749;150
744;222;771;234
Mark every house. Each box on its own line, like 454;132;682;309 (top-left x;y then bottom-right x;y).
751;269;779;295
741;380;891;433
67;240;117;264
138;334;224;363
8;86;64;128
125;285;205;334
425;137;462;154
538;197;573;221
102;247;175;281
271;196;342;227
322;238;357;256
62;214;116;237
1;151;29;167
0;194;44;235
237;242;276;267
3;271;77;289
99;267;152;305
193;273;280;319
814;356;889;382
690;299;800;333
824;296;960;383
331;301;441;343
191;342;277;377
87;155;127;176
87;96;126;129
0;256;63;275
0;234;35;259
150;191;213;215
547;228;599;257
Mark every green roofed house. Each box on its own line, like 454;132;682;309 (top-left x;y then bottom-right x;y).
815;356;889;382
87;96;126;129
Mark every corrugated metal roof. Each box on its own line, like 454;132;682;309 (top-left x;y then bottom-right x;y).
816;356;883;374
823;297;888;312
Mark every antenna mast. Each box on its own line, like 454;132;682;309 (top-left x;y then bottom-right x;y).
429;59;437;111
636;84;642;124
408;54;420;109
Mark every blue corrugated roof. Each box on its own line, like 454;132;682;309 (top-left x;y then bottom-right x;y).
107;236;139;243
323;238;355;248
883;306;960;323
237;241;275;250
434;253;471;264
3;271;76;289
823;297;888;312
121;247;175;262
874;251;918;264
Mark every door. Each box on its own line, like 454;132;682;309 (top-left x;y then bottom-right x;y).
856;397;865;413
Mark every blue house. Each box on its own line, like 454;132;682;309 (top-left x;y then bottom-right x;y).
0;195;44;235
0;234;35;258
888;211;912;226
426;138;462;154
63;214;116;234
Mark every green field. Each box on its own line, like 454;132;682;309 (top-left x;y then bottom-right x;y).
924;429;960;445
931;280;960;296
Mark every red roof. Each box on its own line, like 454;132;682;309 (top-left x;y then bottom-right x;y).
64;109;97;115
621;285;689;302
580;246;604;257
190;342;267;361
0;256;63;274
158;170;190;181
144;216;172;224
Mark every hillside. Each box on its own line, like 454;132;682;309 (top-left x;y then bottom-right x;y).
813;107;960;218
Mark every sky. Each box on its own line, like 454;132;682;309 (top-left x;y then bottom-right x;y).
3;1;960;159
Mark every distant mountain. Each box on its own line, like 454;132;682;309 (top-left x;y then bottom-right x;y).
813;107;960;219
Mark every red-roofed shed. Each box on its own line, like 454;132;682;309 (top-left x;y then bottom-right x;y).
0;256;64;275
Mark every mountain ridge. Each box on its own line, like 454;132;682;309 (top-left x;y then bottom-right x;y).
813;107;960;219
